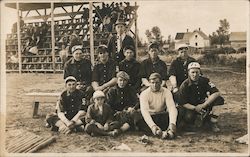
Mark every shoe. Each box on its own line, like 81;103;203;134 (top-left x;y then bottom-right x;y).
211;123;220;133
108;129;120;137
74;125;85;132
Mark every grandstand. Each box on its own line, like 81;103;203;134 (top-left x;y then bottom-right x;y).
5;2;138;73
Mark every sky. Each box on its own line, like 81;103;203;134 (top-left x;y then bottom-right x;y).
1;0;248;43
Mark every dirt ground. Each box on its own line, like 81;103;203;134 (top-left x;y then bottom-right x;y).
3;68;248;154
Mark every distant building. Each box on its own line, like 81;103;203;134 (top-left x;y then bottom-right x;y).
175;28;210;50
229;32;246;51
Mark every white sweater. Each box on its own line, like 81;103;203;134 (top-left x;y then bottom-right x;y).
140;87;178;129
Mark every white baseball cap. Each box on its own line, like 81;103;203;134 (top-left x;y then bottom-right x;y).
71;45;83;53
188;62;201;70
93;90;105;99
65;76;77;83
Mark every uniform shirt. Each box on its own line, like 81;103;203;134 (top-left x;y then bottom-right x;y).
107;34;135;64
140;87;177;128
92;59;116;86
169;56;196;87
64;57;92;85
178;76;219;106
139;57;168;80
119;58;141;90
85;103;114;125
106;85;139;111
58;89;87;120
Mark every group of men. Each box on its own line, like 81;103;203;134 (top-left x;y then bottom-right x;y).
46;19;224;139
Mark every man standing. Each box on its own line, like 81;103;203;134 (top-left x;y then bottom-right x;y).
107;19;135;64
137;73;178;139
139;42;168;91
178;62;224;132
64;45;93;99
46;76;87;134
92;45;117;93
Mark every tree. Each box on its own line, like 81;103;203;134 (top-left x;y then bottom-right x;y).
209;19;230;46
145;26;164;45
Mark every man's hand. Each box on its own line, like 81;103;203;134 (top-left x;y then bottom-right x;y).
195;103;205;113
104;123;109;131
151;125;162;136
68;121;76;129
162;123;176;139
172;87;178;93
59;123;71;134
95;122;104;130
127;107;135;113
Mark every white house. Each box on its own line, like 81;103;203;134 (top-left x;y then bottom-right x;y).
175;28;210;50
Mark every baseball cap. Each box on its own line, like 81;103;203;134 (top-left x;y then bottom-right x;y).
71;45;83;53
115;19;126;26
65;76;77;83
97;45;108;54
117;71;130;80
188;62;201;70
149;73;162;81
93;90;105;99
148;42;159;50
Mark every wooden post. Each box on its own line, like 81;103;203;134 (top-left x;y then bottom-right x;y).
32;101;39;118
51;2;55;73
134;2;138;60
89;2;94;66
17;3;22;73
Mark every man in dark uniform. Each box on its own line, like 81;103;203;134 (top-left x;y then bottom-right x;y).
119;45;141;92
169;44;196;103
46;76;87;134
92;45;117;93
106;71;139;133
139;42;168;91
107;19;135;65
178;62;224;132
64;45;93;99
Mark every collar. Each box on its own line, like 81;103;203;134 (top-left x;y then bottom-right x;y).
117;33;126;40
70;58;83;64
187;77;200;86
148;56;160;64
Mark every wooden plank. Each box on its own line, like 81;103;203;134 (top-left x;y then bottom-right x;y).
25;92;60;97
51;2;55;73
89;2;94;66
17;3;21;74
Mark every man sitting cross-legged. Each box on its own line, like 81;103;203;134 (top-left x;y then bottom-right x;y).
46;76;87;134
136;73;178;139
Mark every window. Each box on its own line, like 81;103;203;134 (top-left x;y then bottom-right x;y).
195;42;198;46
195;35;198;38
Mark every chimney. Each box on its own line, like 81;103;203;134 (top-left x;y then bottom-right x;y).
198;27;201;31
187;29;189;32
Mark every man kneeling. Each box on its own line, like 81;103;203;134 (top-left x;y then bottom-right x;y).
137;73;178;139
46;76;87;134
178;62;224;132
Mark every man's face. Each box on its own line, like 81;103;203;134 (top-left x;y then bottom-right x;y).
66;81;76;93
150;78;162;92
73;50;83;61
117;77;128;88
148;48;158;60
94;97;105;106
98;51;109;62
188;68;200;81
76;81;84;90
115;24;125;35
178;47;188;59
124;49;134;61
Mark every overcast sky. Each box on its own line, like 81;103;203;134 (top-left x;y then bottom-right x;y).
1;0;248;42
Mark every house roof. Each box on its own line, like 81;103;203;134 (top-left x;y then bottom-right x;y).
229;32;246;41
193;30;209;40
175;32;192;40
175;30;209;40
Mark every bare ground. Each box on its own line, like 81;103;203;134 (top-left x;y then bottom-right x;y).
4;69;248;154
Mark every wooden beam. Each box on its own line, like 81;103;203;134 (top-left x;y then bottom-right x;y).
35;9;42;17
22;11;85;20
25;10;30;17
89;2;94;65
51;2;55;73
135;2;138;60
17;3;21;74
